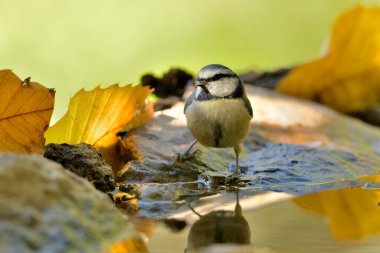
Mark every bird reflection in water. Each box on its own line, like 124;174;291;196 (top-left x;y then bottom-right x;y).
185;190;253;253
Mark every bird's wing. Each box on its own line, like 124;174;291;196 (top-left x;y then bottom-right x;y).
243;93;253;117
184;91;196;114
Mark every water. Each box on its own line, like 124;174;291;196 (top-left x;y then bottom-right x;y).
115;185;380;253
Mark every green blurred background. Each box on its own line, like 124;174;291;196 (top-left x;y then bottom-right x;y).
1;0;379;122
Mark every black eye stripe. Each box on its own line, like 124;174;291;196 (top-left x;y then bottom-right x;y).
198;73;237;83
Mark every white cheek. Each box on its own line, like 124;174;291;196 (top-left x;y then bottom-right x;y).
209;79;236;97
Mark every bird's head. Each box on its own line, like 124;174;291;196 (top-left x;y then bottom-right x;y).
194;64;243;100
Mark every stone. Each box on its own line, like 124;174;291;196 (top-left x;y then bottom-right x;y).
0;153;131;253
119;86;380;195
44;143;115;193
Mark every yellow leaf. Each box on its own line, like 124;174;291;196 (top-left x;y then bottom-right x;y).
45;84;153;171
277;6;380;113
114;192;139;215
108;236;150;253
0;70;55;153
293;176;380;240
95;101;153;172
108;219;155;253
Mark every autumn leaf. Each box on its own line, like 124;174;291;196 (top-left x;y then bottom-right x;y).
94;100;153;172
45;84;153;172
108;219;155;253
0;70;55;153
114;191;139;215
108;236;150;253
293;176;380;240
277;6;380;113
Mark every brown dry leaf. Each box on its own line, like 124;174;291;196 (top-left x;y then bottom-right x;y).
293;176;380;240
0;70;55;153
277;6;380;113
45;84;153;172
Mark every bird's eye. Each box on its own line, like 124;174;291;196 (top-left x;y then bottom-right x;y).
213;74;224;80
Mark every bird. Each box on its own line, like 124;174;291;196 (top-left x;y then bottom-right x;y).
178;64;253;174
186;189;251;252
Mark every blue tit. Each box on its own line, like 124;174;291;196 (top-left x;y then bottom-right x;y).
180;64;253;174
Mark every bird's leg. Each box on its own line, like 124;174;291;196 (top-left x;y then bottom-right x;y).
182;140;198;157
233;144;241;174
233;188;242;217
174;140;198;163
187;202;203;217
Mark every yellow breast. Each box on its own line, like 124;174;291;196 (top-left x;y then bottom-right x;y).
185;99;252;148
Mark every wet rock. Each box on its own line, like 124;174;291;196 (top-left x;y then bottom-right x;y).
0;153;131;253
117;154;207;183
120;86;380;196
44;143;115;193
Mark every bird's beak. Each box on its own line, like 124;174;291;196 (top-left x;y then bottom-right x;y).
194;80;209;98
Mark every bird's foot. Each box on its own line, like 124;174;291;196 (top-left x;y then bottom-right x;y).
174;140;198;164
238;166;248;174
225;165;250;186
228;165;248;175
173;150;197;164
